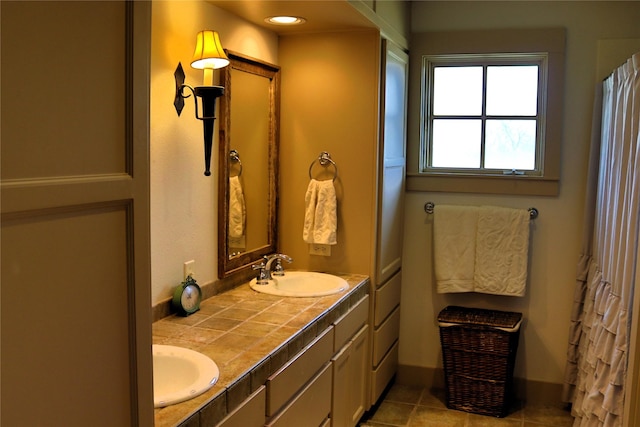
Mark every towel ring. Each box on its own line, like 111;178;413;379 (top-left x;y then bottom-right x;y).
229;149;243;177
308;151;338;182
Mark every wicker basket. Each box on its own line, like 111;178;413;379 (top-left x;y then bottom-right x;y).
438;306;522;417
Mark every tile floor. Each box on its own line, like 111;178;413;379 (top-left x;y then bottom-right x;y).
359;382;574;427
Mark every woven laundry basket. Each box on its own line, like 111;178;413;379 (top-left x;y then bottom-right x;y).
438;306;522;417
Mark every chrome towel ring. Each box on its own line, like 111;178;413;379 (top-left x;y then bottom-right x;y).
308;151;338;181
229;149;243;177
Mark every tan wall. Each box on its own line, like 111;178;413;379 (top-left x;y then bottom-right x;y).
150;1;278;303
400;1;640;385
278;30;381;276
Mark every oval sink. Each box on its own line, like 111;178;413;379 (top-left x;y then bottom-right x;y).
250;271;349;297
153;344;219;408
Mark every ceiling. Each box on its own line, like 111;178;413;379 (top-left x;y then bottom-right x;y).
208;0;376;35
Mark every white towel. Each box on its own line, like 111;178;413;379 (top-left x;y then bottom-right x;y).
433;204;530;296
433;205;478;293
474;206;530;297
303;179;337;245
228;176;246;238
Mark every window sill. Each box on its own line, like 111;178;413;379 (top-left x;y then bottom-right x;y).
406;173;559;196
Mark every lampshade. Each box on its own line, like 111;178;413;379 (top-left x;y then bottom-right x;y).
190;30;229;70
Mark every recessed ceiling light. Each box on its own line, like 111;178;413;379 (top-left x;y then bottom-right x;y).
265;16;306;25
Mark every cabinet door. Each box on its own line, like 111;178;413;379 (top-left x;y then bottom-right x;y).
375;39;408;285
348;325;369;426
331;341;351;427
332;324;369;427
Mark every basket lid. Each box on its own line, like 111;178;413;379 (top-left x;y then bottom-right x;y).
438;306;522;329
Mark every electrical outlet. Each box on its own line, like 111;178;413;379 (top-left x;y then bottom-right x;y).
309;244;331;256
183;260;195;280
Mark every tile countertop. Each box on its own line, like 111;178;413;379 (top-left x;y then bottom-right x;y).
153;272;370;427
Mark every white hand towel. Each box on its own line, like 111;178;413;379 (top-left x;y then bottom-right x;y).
228;176;246;238
474;206;530;297
433;205;478;293
303;179;337;245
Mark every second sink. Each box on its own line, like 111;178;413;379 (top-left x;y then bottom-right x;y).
153;344;219;408
249;271;349;297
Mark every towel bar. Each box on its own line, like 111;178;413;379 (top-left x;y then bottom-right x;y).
423;202;538;219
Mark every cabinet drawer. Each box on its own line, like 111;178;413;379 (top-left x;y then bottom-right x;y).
374;271;401;327
373;306;400;366
334;295;369;352
216;386;265;427
266;362;332;427
266;326;334;416
371;341;399;404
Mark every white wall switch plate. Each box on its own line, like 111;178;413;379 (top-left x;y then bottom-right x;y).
309;244;331;256
183;260;195;280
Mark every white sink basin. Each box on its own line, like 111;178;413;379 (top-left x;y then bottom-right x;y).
153;344;219;408
250;271;349;297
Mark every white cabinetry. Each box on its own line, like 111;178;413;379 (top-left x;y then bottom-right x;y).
264;294;370;427
332;324;369;427
332;296;370;427
266;363;332;427
216;386;266;427
370;39;408;405
266;326;334;418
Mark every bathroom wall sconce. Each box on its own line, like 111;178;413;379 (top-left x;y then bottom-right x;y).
174;30;230;176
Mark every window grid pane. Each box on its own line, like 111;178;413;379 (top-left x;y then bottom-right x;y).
425;56;542;175
432;119;481;168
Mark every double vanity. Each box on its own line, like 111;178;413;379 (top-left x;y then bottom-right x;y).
153;272;370;427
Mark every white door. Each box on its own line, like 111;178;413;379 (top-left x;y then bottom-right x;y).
1;2;153;425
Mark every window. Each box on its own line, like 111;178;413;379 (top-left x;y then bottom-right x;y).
424;54;547;176
407;29;565;196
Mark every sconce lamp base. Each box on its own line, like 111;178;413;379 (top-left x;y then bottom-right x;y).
174;64;225;176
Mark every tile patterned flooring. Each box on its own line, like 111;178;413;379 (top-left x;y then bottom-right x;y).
359;382;574;427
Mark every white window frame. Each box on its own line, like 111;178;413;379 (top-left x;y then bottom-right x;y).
422;53;548;177
406;28;565;196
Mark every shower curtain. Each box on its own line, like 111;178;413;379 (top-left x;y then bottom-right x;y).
563;53;640;427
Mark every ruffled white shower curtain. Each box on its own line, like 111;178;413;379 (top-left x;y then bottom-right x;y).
563;53;640;427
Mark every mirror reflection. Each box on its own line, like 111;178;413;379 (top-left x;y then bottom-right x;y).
218;51;280;278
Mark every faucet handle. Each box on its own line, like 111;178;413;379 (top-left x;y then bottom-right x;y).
251;262;269;282
272;259;285;276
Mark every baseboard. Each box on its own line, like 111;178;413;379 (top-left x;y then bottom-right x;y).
397;364;565;405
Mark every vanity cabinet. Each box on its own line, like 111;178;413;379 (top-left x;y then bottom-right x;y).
266;326;334;417
332;296;370;427
216;386;266;427
262;293;369;427
266;363;332;427
332;324;369;427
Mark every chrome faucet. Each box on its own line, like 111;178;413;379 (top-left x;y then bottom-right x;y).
252;253;293;284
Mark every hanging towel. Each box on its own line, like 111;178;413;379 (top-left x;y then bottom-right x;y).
474;206;530;296
433;205;479;293
303;179;337;245
228;175;246;238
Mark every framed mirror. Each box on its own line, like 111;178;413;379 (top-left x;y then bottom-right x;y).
218;51;280;278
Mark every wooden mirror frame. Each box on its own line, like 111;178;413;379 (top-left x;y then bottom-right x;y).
218;51;280;279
